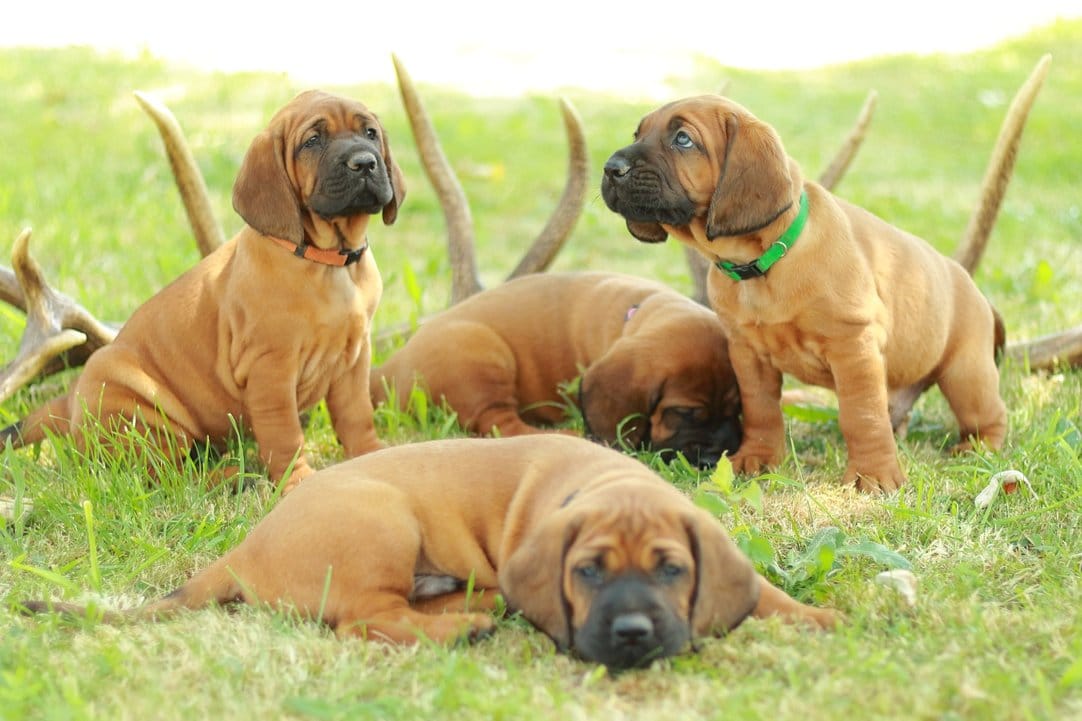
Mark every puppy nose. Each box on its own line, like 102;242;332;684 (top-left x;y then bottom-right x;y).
346;150;378;173
612;612;654;643
603;154;632;179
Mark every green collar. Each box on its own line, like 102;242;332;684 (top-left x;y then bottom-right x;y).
715;190;809;281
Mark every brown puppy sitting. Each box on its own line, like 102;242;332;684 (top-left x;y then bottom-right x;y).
372;271;742;467
1;90;405;492
22;434;836;670
601;95;1007;492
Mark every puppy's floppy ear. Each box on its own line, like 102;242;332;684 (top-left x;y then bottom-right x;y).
499;510;585;650
706;113;793;239
683;508;760;636
379;126;407;225
626;219;668;243
232;128;304;244
580;341;654;450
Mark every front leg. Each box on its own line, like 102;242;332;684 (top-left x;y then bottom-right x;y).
245;360;312;491
728;339;785;474
825;333;906;492
325;355;384;458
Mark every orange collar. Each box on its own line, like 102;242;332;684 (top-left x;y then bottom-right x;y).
269;236;369;267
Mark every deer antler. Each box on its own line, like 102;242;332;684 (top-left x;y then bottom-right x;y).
507;97;589;279
818;90;879;192
889;54;1059;431
392;54;483;304
1005;325;1082;371
0;229;118;405
133;90;226;259
685;89;879;304
958;55;1080;373
954;55;1051;274
390;54;589;308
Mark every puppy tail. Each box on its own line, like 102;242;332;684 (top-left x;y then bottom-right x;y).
19;557;245;625
135;557;247;620
993;307;1007;365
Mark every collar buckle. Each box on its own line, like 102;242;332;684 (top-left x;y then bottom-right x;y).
270;235;369;267
714;190;809;282
718;260;767;281
338;246;366;266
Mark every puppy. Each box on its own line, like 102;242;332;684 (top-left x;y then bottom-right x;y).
2;90;405;492
601;95;1007;491
21;434;836;670
372;271;742;466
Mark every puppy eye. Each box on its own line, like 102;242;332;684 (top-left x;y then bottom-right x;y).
574;562;605;586
365;127;379;141
656;562;687;582
302;134;321;149
672;130;694;149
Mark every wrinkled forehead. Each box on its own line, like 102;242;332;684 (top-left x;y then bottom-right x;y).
271;90;378;133
635;95;750;137
570;487;694;555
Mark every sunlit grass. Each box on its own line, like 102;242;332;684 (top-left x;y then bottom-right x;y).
2;19;1081;721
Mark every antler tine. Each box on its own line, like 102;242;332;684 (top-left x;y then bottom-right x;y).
0;229;119;405
507;97;589;279
392;54;483;304
1005;325;1082;372
818;90;878;192
955;54;1051;274
133;90;226;258
888;55;1054;430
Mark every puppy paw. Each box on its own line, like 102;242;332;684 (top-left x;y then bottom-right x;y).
280;465;315;496
430;612;497;645
950;439;976;455
949;433;1002;455
343;438;387;458
730;449;781;475
803;606;843;630
844;464;907;493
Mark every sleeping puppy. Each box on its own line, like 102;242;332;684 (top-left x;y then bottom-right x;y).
21;434;837;670
601;94;1007;491
371;271;742;467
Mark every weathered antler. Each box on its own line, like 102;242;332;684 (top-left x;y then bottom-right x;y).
392;54;483;303
685;89;879;304
507;97;589;279
954;55;1051;274
0;229;118;405
133;90;226;258
390;54;589;308
890;54;1057;431
818;90;879;192
960;55;1080;372
0;91;224;406
1005;325;1082;371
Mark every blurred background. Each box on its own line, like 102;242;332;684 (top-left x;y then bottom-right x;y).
2;0;1079;96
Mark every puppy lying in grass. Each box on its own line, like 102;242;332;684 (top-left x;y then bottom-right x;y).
373;271;742;467
21;435;836;670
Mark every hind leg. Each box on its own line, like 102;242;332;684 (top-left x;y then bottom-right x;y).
335;592;495;644
411;588;503;616
4;394;74;446
937;346;1008;453
68;372;198;482
473;405;574;438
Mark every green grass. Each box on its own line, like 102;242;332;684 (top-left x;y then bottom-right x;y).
2;19;1082;721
